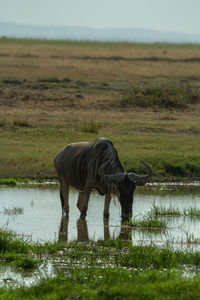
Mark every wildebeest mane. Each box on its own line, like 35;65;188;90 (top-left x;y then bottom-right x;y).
88;139;124;180
70;139;123;188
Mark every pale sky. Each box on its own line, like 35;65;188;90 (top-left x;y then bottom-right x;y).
1;0;200;34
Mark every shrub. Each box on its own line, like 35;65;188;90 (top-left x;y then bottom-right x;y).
0;178;17;186
164;163;186;177
13;119;33;127
81;120;100;134
114;86;200;110
38;77;60;83
0;116;7;127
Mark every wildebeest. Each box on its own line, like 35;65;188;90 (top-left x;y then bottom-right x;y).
54;138;152;219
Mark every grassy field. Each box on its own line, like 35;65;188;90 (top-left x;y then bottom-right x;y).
0;38;200;180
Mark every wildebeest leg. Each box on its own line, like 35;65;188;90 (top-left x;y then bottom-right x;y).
80;189;91;218
60;189;64;208
77;191;83;212
104;219;110;240
60;175;69;215
103;193;111;219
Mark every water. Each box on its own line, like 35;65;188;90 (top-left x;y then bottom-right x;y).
0;185;200;246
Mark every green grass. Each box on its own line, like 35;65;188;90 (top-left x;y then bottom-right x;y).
14;256;40;269
0;229;29;254
1;127;200;180
3;227;200;270
1;269;200;300
0;229;40;270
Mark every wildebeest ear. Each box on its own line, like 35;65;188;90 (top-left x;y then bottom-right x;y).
127;162;152;186
104;173;126;183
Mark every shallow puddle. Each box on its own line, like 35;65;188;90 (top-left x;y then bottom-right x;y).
0;185;200;247
0;262;54;288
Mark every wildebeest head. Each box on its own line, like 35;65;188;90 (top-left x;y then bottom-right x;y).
99;161;152;220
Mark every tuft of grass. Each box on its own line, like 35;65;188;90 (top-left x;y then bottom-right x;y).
183;232;200;244
126;214;168;229
150;202;200;218
150;202;181;216
184;206;200;217
81;120;100;134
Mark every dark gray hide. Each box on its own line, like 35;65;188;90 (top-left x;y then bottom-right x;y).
54;138;152;219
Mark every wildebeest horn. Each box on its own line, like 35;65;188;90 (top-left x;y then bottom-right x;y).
98;160;126;183
128;161;152;186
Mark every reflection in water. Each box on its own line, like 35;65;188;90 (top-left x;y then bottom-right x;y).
59;216;69;241
59;216;111;242
118;223;132;241
77;218;89;242
59;216;134;242
59;216;90;242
